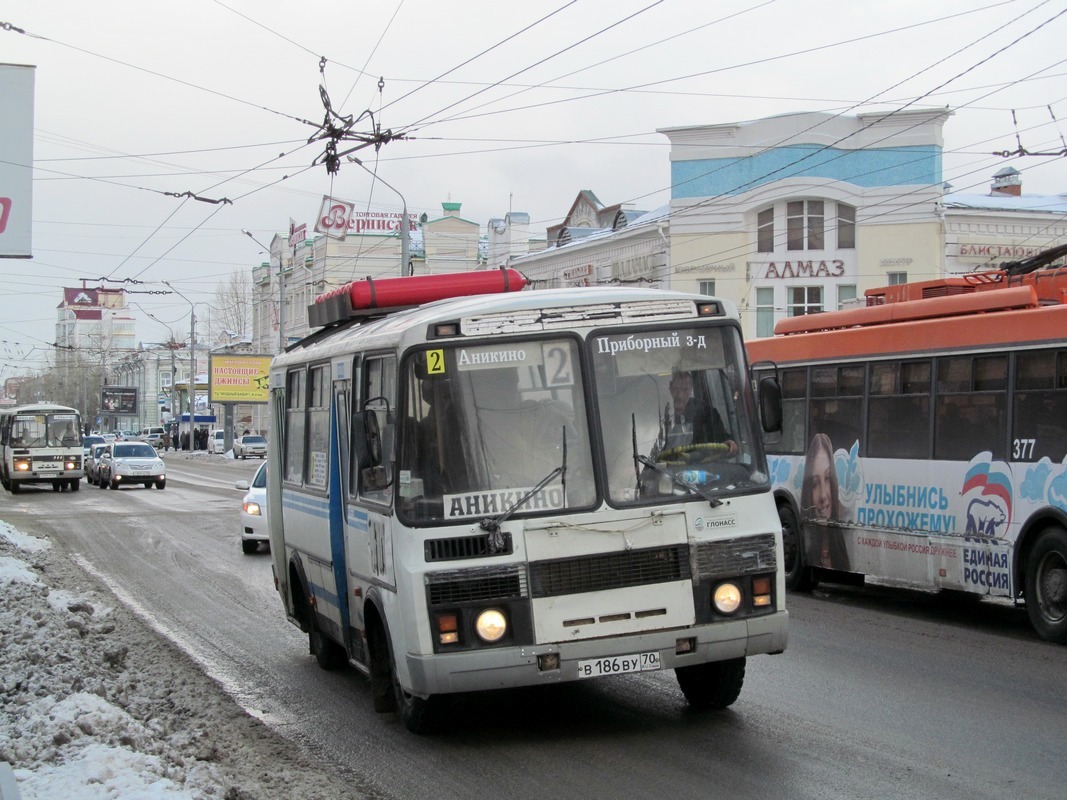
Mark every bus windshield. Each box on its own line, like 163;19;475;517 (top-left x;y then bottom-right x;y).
592;325;767;505
398;337;596;524
13;413;80;448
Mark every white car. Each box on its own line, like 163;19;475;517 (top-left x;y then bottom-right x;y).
235;461;268;554
210;430;227;454
96;442;166;490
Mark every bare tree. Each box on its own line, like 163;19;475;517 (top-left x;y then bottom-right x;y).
209;270;253;344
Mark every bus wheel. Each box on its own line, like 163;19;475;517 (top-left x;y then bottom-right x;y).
676;657;746;710
70;479;80;492
10;481;20;494
309;618;347;671
1025;527;1067;644
391;656;435;734
52;483;62;492
780;504;814;591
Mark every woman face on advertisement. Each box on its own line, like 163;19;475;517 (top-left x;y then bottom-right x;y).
809;444;834;520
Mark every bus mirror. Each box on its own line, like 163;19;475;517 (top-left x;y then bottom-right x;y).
352;411;382;469
758;376;782;433
362;464;391;490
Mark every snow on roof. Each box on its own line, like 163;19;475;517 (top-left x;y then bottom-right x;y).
943;191;1067;214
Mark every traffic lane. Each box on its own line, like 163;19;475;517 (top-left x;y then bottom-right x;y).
759;586;1066;797
160;451;264;488
6;481;1064;799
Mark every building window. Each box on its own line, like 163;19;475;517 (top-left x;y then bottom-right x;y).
698;280;716;296
787;200;824;251
887;271;907;285
788;286;823;316
837;203;856;249
756;287;775;337
838;284;857;309
757;207;774;253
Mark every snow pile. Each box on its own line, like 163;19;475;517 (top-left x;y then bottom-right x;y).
0;520;357;800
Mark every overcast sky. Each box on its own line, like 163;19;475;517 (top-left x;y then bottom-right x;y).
2;0;1066;376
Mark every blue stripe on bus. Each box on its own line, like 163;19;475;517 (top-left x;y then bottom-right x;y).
282;491;330;519
281;490;371;532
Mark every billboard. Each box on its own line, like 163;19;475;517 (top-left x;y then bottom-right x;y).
0;64;35;258
208;354;271;404
101;387;138;416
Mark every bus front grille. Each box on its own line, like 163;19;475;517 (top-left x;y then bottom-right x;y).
529;545;689;599
691;534;777;579
424;532;514;562
426;565;527;606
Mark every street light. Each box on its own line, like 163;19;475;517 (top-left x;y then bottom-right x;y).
243;229;285;352
162;282;203;451
347;156;412;276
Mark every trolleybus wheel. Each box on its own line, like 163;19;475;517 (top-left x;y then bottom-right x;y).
780;503;814;591
1025;526;1067;644
675;657;746;710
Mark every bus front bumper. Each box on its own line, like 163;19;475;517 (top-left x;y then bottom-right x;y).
405;609;788;697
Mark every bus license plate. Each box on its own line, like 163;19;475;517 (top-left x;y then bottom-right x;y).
577;651;661;679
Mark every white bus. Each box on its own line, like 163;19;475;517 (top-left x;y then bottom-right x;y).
268;270;788;732
747;252;1067;644
0;403;84;493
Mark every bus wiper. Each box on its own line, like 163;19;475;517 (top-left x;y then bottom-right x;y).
636;454;723;508
479;429;568;550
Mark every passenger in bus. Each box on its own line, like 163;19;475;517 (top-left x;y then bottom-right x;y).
800;432;850;571
417;377;468;496
662;369;737;454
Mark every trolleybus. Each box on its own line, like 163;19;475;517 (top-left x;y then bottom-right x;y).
0;403;84;493
747;247;1067;643
267;270;788;732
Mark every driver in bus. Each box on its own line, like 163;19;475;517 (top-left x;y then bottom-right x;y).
663;369;738;455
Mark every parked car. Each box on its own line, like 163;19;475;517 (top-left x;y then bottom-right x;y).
84;443;108;484
235;461;268;554
233;434;267;459
210;430;227;454
140;426;166;447
96;442;166;490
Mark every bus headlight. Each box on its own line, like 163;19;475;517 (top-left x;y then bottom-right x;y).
713;582;742;614
475;609;507;642
14;459;30;472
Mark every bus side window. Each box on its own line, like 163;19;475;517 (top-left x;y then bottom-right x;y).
285;369;306;484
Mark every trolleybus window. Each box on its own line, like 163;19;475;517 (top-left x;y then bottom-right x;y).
1013;350;1067;461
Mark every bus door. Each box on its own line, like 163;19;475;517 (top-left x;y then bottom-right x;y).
345;354;398;604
